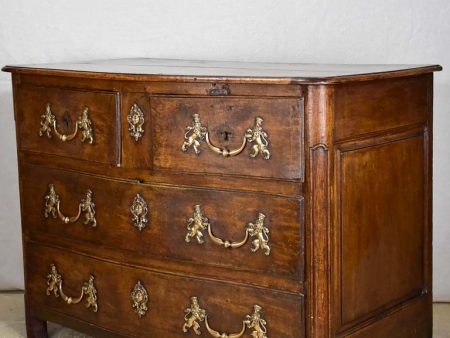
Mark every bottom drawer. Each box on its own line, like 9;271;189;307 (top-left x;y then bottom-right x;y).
26;242;305;337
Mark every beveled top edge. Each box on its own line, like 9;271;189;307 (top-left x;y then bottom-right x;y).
2;58;442;84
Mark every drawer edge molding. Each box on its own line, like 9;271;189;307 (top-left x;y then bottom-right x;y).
182;296;268;338
46;264;98;312
185;205;271;255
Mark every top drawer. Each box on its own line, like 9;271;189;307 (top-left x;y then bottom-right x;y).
16;85;119;165
151;96;304;180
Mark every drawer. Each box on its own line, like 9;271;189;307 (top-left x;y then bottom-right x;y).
16;85;119;164
26;243;305;338
21;165;304;285
150;96;304;180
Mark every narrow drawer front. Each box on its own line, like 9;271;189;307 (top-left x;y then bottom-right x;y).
16;85;119;164
21;165;304;284
151;96;304;180
26;243;305;338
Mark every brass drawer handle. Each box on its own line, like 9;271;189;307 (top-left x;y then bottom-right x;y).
46;264;98;312
183;297;268;338
44;184;97;227
184;205;271;255
181;114;270;159
39;103;94;143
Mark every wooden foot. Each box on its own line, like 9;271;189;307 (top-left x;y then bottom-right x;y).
25;305;48;338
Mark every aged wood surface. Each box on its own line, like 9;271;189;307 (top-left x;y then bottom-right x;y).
3;59;440;337
2;58;441;84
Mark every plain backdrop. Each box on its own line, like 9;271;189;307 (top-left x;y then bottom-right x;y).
0;0;449;300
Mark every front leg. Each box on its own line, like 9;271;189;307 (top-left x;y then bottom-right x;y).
25;304;48;338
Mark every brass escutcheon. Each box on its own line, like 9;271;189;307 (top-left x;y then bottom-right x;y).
131;280;149;318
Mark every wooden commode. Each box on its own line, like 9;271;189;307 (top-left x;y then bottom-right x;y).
2;59;442;337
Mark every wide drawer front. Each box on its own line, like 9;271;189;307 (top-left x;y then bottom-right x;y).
16;85;119;165
26;243;305;338
150;96;304;180
21;165;304;283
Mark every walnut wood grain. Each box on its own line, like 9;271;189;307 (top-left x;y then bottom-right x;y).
2;58;442;84
26;242;305;338
21;164;304;287
3;59;441;338
151;96;304;180
15;84;120;165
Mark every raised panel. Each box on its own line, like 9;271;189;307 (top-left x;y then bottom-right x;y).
339;135;426;325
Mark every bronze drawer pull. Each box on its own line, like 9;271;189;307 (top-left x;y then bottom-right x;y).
184;205;271;255
181;114;270;159
44;184;97;227
39;103;94;143
183;297;268;338
46;264;98;312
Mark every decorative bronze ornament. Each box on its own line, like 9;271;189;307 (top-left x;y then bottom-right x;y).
44;184;97;227
127;103;145;141
182;297;268;337
185;205;271;255
46;264;98;312
131;280;149;318
182;114;270;159
39;103;94;144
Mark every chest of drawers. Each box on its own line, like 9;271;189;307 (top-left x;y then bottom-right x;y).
2;59;441;338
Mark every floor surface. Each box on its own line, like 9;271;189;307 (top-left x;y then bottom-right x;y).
0;292;449;337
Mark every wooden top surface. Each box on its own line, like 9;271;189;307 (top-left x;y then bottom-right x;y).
2;58;442;84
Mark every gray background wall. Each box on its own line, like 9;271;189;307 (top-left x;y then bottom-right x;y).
0;0;449;300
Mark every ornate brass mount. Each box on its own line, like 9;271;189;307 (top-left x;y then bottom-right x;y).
127;103;145;141
183;297;268;338
184;205;271;256
44;184;97;227
39;103;94;143
130;194;149;231
181;114;271;159
46;264;98;312
131;280;149;318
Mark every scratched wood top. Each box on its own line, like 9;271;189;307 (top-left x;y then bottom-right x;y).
2;58;442;84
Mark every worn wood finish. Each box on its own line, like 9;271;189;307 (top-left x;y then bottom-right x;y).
2;58;442;84
27;242;305;338
16;85;120;165
3;59;441;338
339;132;426;325
331;74;435;337
334;75;428;141
21;164;304;287
151;96;304;179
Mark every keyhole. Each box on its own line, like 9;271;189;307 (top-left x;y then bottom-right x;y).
222;131;233;141
62;115;70;129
